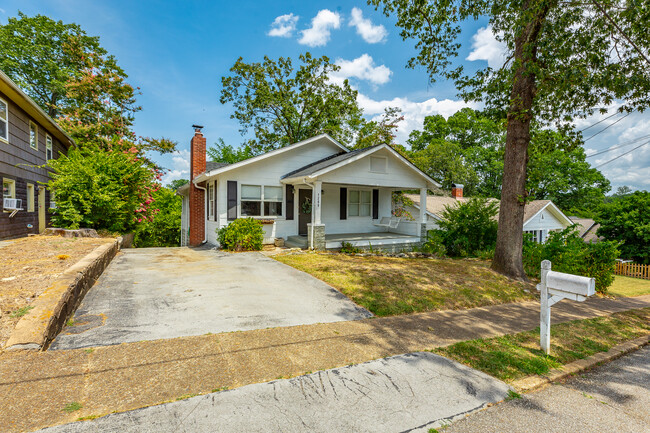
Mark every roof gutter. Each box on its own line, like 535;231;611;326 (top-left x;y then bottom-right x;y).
0;70;75;149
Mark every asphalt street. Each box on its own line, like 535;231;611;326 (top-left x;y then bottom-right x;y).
444;345;650;433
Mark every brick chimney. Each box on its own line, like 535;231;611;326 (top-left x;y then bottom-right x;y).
189;125;206;247
451;183;464;200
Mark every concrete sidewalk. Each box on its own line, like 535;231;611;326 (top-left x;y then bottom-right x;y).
2;295;649;433
38;352;512;433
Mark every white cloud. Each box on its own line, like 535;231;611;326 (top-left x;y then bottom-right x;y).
298;9;341;47
331;54;392;86
357;93;477;144
162;149;190;185
0;8;6;14
466;26;508;68
348;7;387;44
268;13;299;38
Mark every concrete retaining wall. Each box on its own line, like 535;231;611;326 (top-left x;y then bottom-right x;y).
5;238;121;351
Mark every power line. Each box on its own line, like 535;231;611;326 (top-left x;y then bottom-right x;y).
586;133;650;158
594;139;650;169
579;110;621;132
584;112;631;142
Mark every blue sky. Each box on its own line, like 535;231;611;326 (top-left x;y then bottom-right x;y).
1;1;649;192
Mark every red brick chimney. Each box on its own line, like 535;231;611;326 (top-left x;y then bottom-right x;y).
189;125;206;247
451;183;464;200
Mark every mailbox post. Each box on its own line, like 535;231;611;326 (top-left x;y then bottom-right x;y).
537;260;596;354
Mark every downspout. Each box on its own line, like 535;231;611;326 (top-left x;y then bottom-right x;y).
194;181;208;245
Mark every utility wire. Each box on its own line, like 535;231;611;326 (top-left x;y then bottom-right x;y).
594;139;650;169
579;110;621;132
586;133;650;158
584;112;631;142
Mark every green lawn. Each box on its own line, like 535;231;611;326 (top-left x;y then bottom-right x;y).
608;276;650;297
434;308;650;383
274;253;536;316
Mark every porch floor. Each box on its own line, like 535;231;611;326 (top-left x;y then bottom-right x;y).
287;232;421;250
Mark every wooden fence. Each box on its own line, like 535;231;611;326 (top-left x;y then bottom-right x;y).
615;262;650;280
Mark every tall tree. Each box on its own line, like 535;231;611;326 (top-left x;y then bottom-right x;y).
353;106;404;149
0;12;123;118
220;53;364;154
370;0;650;279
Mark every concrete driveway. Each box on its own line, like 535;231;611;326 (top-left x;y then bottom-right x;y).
51;248;371;350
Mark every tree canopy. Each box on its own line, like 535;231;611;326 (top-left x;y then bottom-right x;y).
597;191;650;264
0;12;126;118
220;53;364;154
371;0;650;279
406;108;610;215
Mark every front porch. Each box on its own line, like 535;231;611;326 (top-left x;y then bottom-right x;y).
286;232;421;250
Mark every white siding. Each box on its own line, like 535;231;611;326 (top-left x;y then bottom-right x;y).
523;207;567;231
317;148;430;189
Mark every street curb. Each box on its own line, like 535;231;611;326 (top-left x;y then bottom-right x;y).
5;238;122;351
512;333;650;392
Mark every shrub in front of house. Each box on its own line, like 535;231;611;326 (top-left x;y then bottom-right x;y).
437;197;499;257
522;227;620;294
420;230;447;257
217;218;264;251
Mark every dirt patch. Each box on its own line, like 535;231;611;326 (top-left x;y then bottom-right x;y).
0;235;114;350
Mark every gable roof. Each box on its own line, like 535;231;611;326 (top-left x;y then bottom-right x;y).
569;217;602;242
0;70;75;148
406;195;572;226
193;134;347;183
281;145;379;179
282;143;441;187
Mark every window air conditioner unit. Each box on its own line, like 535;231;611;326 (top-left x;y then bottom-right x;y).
3;198;22;210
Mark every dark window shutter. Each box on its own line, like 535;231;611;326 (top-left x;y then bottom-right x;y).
227;181;237;221
340;187;347;220
372;189;379;219
286;185;294;220
213;182;218;221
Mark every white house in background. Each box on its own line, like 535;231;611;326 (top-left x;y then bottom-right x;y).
404;185;574;243
178;128;440;250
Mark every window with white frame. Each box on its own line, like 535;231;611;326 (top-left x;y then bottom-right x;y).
27;184;35;212
49;189;56;209
241;184;283;217
349;190;371;217
46;135;53;161
208;183;215;218
264;186;283;216
0;98;8;142
524;230;544;243
29;121;38;150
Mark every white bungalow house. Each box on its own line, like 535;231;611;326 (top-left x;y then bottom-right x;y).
178;128;440;250
404;185;574;243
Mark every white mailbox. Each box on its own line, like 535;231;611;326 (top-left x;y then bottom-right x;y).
542;270;596;301
536;260;596;354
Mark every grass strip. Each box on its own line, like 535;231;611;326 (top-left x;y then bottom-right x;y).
275;253;535;316
608;275;650;297
434;308;650;382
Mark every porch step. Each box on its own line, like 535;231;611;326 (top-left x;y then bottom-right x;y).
286;235;308;249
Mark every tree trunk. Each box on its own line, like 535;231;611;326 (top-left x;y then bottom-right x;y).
491;1;550;280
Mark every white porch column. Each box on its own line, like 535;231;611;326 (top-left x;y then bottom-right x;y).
313;180;322;224
420;187;427;224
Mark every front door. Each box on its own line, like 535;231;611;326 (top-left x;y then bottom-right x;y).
38;187;46;233
298;189;311;236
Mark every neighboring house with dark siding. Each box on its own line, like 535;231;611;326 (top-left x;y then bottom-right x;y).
0;70;75;240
